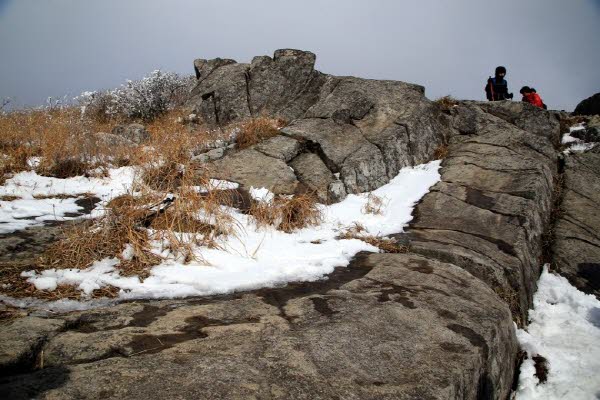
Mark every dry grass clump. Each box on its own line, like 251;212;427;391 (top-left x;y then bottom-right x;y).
278;193;322;232
435;95;459;112
39;217;154;273
249;193;322;232
38;163;234;280
0;107;119;179
493;285;523;327
235;117;286;149
0;195;20;201
362;193;386;215
338;223;407;253
433;144;449;160
0;147;30;185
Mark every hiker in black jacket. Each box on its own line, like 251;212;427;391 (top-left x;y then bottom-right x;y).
485;66;514;101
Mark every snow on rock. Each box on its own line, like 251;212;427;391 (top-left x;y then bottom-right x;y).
562;124;599;154
21;161;442;303
516;266;600;400
249;186;275;202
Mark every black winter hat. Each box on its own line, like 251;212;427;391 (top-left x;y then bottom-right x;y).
495;66;507;75
520;86;531;94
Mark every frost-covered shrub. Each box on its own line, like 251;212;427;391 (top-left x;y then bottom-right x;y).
77;71;194;122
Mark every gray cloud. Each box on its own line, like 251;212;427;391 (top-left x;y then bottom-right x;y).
1;0;598;111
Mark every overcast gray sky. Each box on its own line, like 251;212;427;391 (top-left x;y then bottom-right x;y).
1;0;598;111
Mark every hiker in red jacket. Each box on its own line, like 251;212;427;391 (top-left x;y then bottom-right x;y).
520;86;546;109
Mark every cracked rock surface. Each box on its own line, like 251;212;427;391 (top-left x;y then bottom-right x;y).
0;254;516;400
405;101;559;323
187;49;451;197
553;147;600;297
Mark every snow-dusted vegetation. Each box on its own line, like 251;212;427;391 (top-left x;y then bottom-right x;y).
77;70;194;122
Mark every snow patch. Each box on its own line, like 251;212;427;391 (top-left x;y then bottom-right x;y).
516;266;600;400
0;167;136;233
21;161;442;305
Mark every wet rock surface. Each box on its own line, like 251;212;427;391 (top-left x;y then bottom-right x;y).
0;254;516;400
553;151;600;297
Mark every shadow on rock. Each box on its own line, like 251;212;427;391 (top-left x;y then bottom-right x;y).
0;366;70;400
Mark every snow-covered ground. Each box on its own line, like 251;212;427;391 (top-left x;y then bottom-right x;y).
0;167;136;233
516;266;600;400
2;160;441;306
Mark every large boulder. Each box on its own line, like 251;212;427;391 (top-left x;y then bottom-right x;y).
282;77;449;192
188;49;331;126
289;152;341;203
193;57;236;81
253;135;303;162
474;100;561;144
0;253;517;400
405;102;558;322
553;151;600;297
209;148;298;195
188;50;452;197
573;92;600;116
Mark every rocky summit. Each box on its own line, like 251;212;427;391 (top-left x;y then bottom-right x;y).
1;50;599;400
188;49;450;200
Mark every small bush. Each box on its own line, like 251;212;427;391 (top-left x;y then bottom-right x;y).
278;193;322;232
235;117;285;149
249;193;322;232
77;71;195;123
362;193;386;215
433;144;449;160
435;95;459;112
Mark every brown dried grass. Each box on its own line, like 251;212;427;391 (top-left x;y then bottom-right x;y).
0;195;20;201
434;95;459;112
0;107;120;179
338;223;408;253
235;117;285;149
0;111;309;299
433;144;449;160
249;193;322;232
362;193;386;215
